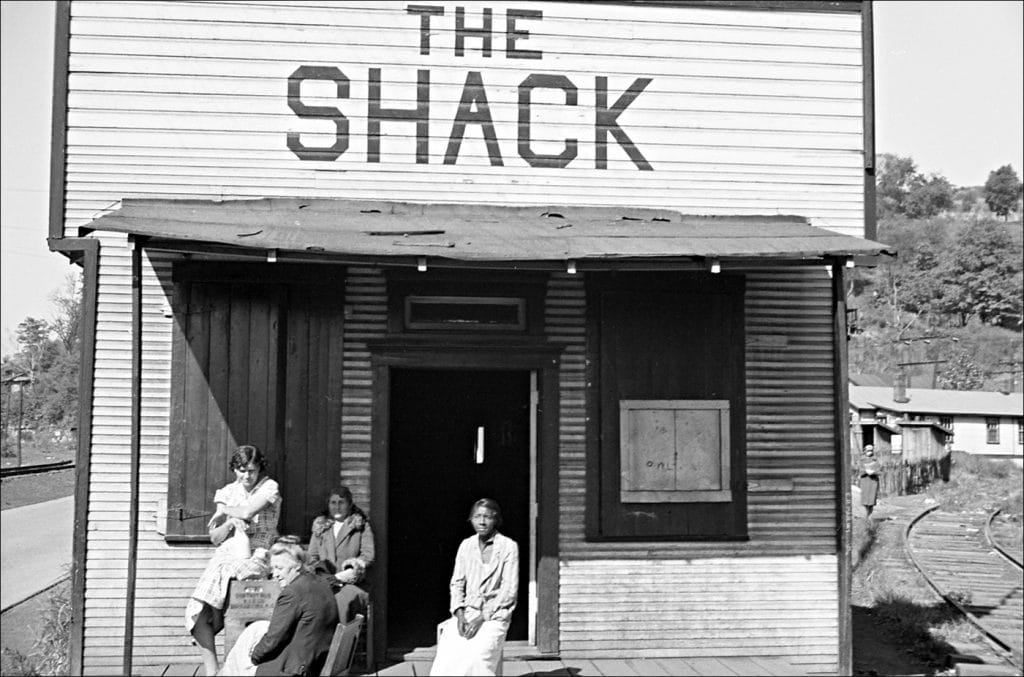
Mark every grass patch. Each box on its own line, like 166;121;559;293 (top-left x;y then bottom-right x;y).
0;584;71;676
924;452;1023;515
0;429;75;466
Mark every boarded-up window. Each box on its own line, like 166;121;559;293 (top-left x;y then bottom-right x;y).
587;272;746;540
166;264;344;543
619;400;731;503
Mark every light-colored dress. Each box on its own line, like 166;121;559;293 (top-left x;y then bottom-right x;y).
430;532;518;677
185;476;280;633
219;620;268;677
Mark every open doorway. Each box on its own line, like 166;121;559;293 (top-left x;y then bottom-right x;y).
386;368;533;650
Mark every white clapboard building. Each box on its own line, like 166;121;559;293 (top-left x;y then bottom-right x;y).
48;1;889;674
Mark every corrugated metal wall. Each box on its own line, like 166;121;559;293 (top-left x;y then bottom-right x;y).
62;0;864;237
550;268;839;673
79;258;839;673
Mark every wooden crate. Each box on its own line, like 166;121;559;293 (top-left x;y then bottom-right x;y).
223;579;280;659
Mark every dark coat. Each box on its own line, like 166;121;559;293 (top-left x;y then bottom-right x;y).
251;571;339;676
308;514;375;592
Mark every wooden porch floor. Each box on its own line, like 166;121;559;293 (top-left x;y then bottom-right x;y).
137;654;814;676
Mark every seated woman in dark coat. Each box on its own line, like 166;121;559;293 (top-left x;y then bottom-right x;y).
220;539;339;676
307;486;376;623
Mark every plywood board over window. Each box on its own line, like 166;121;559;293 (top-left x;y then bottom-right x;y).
620;400;731;503
587;272;747;541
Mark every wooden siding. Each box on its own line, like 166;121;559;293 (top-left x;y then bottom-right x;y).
62;1;864;238
551;268;840;674
82;235;184;673
83;252;379;673
80;258;839;673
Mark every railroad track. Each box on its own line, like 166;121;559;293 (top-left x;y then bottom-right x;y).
0;459;74;478
906;506;1024;670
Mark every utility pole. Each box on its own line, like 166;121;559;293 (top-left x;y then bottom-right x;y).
9;375;32;467
894;359;948;401
892;335;959;391
989;360;1023;393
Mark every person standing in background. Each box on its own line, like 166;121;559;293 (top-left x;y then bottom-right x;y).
859;444;881;518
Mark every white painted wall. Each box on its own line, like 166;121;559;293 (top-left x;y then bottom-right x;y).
947;415;1024;461
63;1;865;237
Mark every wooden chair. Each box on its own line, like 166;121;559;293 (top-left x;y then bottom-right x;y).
354;599;374;672
320;613;364;677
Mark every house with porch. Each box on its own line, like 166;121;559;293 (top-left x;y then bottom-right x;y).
850;385;1024;465
48;1;886;674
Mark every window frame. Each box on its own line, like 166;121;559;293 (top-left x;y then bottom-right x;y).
986;417;1000;445
585;271;748;542
404;295;526;331
939;416;954;441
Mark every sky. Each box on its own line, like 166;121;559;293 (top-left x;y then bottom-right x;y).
2;1;1023;355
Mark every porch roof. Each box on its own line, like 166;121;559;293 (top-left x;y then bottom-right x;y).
851;385;1024;417
82;198;892;266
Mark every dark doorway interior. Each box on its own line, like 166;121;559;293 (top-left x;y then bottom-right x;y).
387;368;532;649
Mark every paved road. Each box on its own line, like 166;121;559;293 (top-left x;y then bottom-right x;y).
1;496;73;611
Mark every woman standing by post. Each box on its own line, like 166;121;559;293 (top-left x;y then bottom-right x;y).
430;498;519;677
185;444;281;676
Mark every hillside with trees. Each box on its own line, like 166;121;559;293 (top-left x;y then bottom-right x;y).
1;275;81;460
849;156;1023;390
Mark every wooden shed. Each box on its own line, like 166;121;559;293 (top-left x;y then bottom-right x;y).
47;1;886;675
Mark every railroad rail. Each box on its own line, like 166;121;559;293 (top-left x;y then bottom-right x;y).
0;459;74;478
987;509;1024;569
905;505;1024;671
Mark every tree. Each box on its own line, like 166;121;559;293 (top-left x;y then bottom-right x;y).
937;349;985;390
938;220;1024;327
1;276;84;449
953;185;984;214
903;173;954;219
856;217;953;329
876;154;918;218
49;273;82;353
983;164;1022;219
876;154;954;219
14;318;53;381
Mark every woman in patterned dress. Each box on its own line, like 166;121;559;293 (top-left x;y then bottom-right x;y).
185;444;281;676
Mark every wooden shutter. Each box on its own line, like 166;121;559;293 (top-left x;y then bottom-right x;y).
166;265;345;542
587;272;747;540
167;281;283;542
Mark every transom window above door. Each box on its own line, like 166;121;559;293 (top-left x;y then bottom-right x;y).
385;270;547;336
405;295;526;331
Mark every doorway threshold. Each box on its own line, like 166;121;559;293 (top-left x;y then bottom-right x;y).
387;641;554;663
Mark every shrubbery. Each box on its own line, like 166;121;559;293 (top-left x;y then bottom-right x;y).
0;583;71;676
